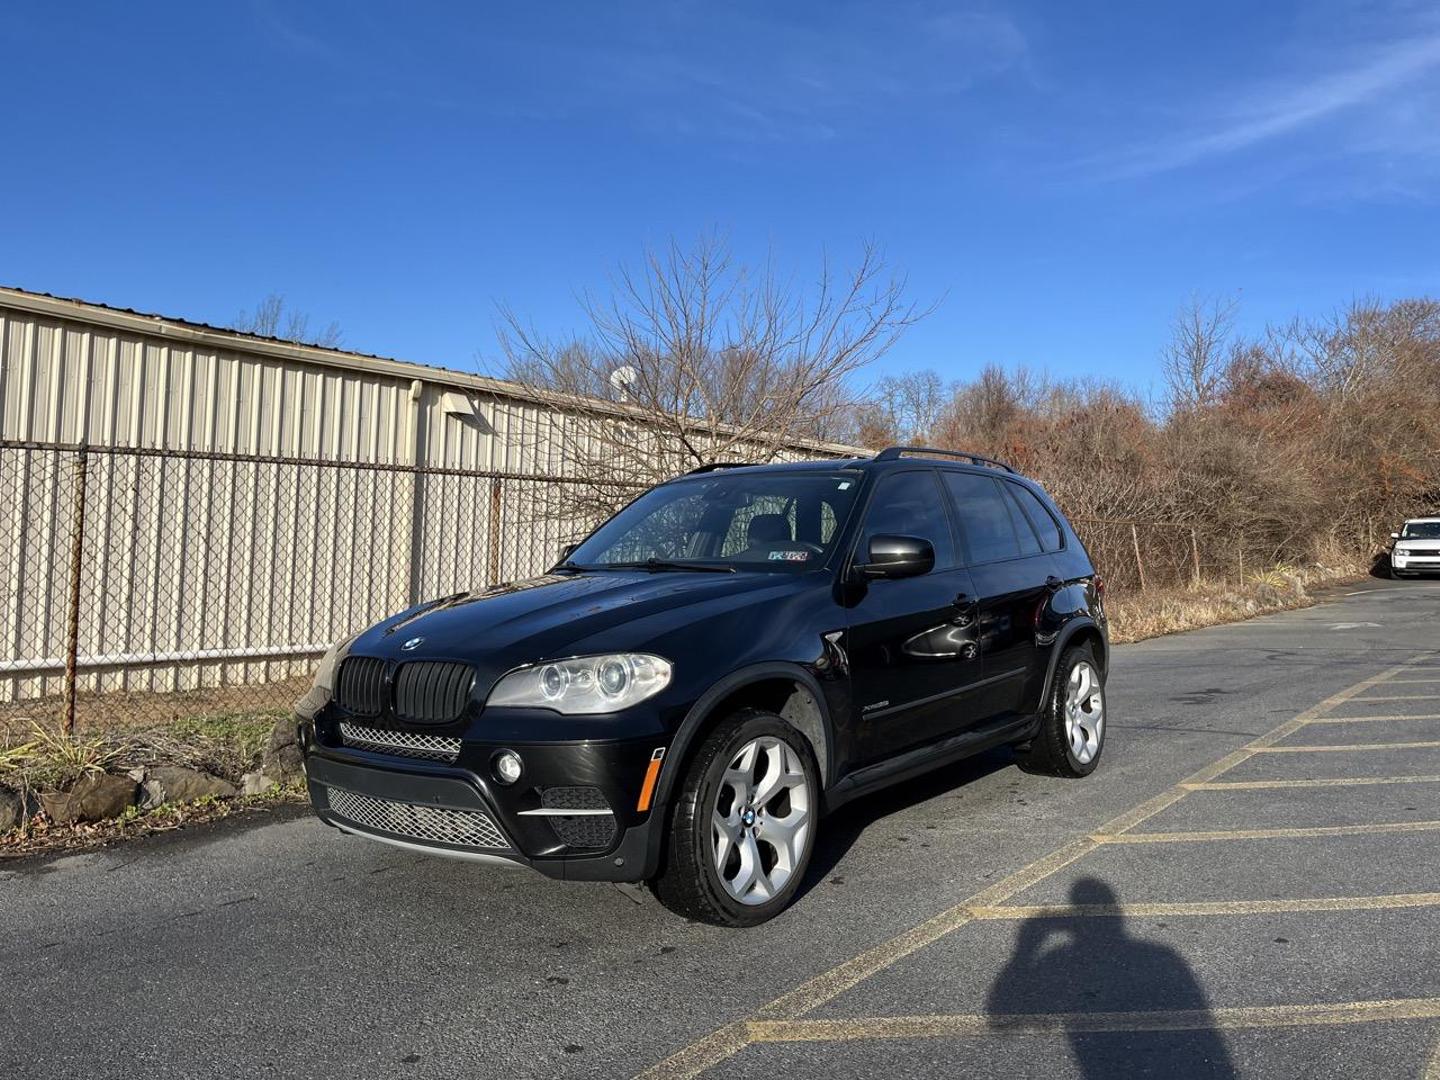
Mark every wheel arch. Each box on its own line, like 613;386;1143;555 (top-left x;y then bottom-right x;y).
1036;617;1108;712
654;663;836;811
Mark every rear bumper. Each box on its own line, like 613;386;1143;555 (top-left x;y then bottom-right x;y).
300;720;667;882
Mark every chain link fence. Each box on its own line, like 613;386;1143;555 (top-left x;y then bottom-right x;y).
1;440;1272;740
1;440;618;736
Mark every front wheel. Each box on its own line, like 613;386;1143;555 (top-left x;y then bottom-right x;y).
651;709;819;926
1016;644;1106;778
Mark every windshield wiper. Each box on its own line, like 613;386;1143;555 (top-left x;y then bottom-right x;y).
611;558;736;574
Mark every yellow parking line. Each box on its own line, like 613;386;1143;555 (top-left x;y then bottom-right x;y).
1253;741;1440;753
966;892;1440;919
633;655;1432;1080
1343;695;1437;703
1095;820;1440;844
1385;678;1440;684
1184;775;1440;790
744;998;1440;1044
1306;714;1440;723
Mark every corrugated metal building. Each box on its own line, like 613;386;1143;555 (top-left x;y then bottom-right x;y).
0;287;860;712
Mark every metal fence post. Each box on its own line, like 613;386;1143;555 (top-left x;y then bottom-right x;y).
487;478;503;584
62;446;89;737
1131;522;1147;591
1190;528;1202;587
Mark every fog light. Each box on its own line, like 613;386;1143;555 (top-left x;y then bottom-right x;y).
493;750;523;785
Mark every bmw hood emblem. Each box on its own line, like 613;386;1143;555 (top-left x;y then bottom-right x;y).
401;636;425;651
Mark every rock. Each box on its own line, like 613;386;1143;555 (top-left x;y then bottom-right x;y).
139;778;166;811
0;786;22;833
40;772;137;825
147;766;237;804
241;770;278;797
261;717;304;783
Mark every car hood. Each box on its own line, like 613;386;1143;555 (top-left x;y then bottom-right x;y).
346;569;807;693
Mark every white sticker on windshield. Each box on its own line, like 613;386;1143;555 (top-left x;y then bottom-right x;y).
837;481;852;490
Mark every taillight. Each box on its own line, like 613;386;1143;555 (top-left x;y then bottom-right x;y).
1093;574;1106;600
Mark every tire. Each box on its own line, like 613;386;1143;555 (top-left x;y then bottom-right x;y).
1016;643;1106;778
651;709;819;927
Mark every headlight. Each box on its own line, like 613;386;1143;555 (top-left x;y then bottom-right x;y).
312;635;356;693
487;653;672;714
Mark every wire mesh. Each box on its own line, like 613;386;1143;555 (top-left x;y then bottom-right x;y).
0;440;607;734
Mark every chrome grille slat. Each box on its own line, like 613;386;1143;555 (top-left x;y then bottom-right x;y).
338;722;461;762
326;787;507;849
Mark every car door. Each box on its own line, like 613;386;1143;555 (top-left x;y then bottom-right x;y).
941;470;1058;722
845;468;982;765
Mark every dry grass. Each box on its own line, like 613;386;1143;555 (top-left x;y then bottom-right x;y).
1106;564;1364;644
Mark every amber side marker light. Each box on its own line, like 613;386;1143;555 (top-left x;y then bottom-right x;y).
636;747;666;812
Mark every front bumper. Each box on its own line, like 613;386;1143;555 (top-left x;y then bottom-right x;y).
299;717;668;882
1392;553;1440;573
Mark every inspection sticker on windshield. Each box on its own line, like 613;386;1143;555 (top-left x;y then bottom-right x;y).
837;481;852;489
769;550;810;561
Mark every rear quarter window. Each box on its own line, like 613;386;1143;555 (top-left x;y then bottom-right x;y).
1005;482;1065;553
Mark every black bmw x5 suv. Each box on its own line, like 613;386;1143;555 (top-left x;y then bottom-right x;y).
298;447;1108;925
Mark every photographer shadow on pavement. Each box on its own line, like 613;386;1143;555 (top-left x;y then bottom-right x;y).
987;877;1237;1079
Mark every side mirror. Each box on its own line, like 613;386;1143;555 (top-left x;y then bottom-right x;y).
557;542;579;564
857;535;935;579
1391;532;1401;540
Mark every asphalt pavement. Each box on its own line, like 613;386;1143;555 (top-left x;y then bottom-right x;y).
5;577;1440;1080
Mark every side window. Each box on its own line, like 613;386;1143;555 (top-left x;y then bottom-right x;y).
942;472;1021;563
1006;482;1064;553
857;471;956;569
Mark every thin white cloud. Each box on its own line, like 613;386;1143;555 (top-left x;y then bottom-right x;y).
1101;33;1440;179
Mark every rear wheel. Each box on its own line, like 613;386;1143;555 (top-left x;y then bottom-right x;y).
651;709;818;926
1016;643;1106;778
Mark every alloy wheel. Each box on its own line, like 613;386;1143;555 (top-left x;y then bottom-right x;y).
710;735;812;905
1064;660;1105;764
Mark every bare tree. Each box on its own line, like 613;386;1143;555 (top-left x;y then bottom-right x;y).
496;237;926;523
1163;293;1239;411
233;293;343;349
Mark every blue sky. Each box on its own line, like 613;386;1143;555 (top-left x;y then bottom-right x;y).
3;0;1438;399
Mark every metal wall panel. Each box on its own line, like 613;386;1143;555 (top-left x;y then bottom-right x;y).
0;292;862;710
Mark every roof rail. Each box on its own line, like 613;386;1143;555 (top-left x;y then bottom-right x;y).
687;461;761;474
874;446;1017;473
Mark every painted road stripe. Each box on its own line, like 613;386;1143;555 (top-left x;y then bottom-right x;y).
634;656;1433;1079
1307;720;1440;728
1343;695;1437;703
1253;741;1440;753
1095;820;1440;844
745;998;1440;1044
1184;774;1440;790
966;892;1440;920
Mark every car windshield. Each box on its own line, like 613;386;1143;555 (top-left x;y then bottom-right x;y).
1402;522;1440;539
567;471;861;572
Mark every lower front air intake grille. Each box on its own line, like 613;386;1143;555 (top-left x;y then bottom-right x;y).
326;787;507;849
540;786;616;849
338;722;461;762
